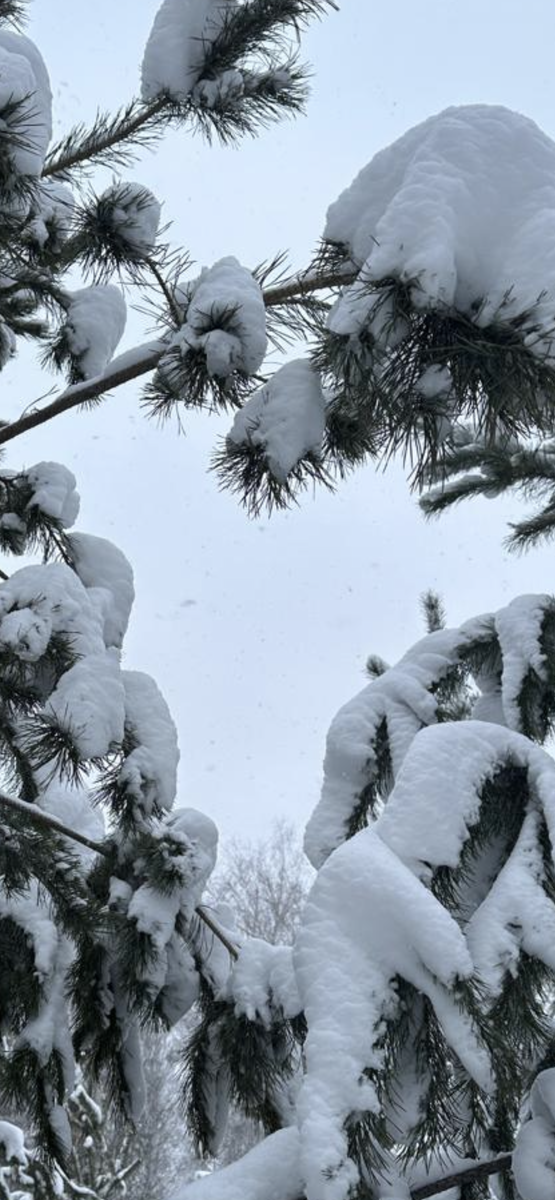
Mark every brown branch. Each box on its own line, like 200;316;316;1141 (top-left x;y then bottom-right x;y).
145;256;183;327
263;266;355;307
0;789;109;856
411;1153;513;1199
0;789;240;959
0;267;357;450
0;341;164;447
196;904;239;961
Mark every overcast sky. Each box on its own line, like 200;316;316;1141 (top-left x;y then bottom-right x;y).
9;1;555;842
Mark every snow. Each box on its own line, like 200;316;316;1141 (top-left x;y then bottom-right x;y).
415;364;453;398
304;615;494;868
294;823;490;1200
514;1070;555;1200
69;532;135;649
46;646;125;759
25;461;80;527
142;0;234;102
466;808;555;994
0;1121;27;1165
123;808;218;1005
495;594;550;730
101;182;161;253
0;560;130;759
117;670;179;817
227;360;326;481
324;105;555;355
1;889;76;1124
168;257;267;379
64;286;127;379
167;807;219;901
28;180;75;249
226;939;301;1026
169;1127;302;1200
0;31;52;179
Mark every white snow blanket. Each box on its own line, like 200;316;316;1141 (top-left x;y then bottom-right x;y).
325;105;555;354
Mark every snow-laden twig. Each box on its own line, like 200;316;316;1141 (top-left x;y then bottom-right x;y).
0;268;356;449
0;789;107;855
0;790;240;959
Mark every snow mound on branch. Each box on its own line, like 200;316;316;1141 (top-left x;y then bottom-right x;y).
28;180;74;248
26;461;80;527
65;286;127;379
304;614;493;868
170;1126;302;1200
69;533;135;649
325;105;555;350
0;562;127;759
172;257;267;378
228;360;326;481
0;31;52;178
142;0;234;102
514;1069;555;1200
495;594;551;730
46;648;125;759
101;182;161;253
118;671;179;817
294;822;490;1200
226;939;302;1026
125;808;217;1011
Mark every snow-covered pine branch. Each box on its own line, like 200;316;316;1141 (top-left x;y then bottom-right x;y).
170;591;555;1200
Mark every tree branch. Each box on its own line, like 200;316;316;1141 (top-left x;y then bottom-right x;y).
42;97;169;178
410;1152;513;1199
0;341;164;447
0;789;240;959
0;789;108;855
0;267;357;449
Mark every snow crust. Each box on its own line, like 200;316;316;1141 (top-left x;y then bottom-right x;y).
142;0;234;102
64;286;127;379
325;105;555;352
170;257;267;378
227;360;326;481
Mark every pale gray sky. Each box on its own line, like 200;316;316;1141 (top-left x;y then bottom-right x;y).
7;1;555;839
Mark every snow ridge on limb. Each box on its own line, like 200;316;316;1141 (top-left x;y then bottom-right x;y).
305;593;555;868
